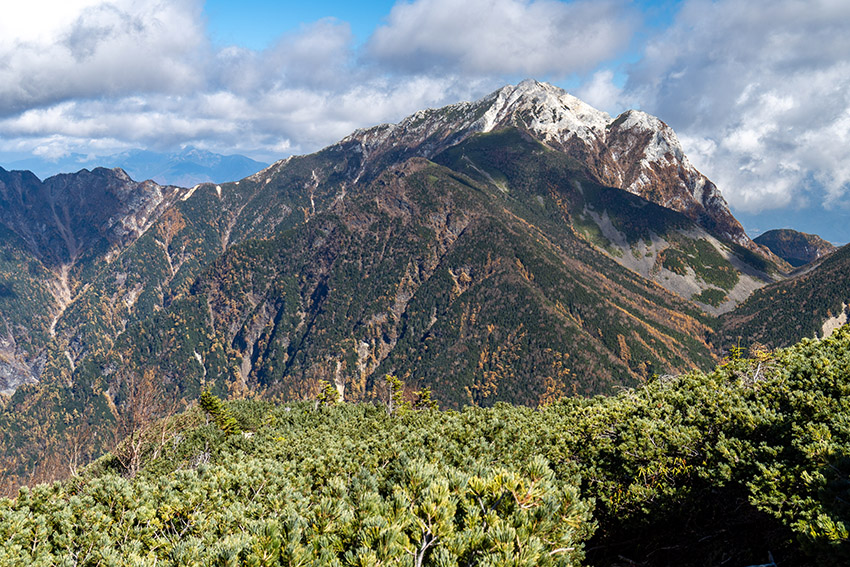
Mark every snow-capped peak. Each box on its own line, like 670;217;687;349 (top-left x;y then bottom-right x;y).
336;80;751;251
610;109;686;165
613;109;663;133
476;79;611;145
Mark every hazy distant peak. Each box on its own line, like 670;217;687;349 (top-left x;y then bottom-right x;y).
4;148;269;187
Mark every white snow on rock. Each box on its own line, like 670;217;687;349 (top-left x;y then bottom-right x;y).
477;79;611;145
610;110;689;168
336;79;748;246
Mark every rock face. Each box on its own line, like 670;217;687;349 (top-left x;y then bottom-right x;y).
754;228;836;267
601;110;749;247
0;166;188;392
343;79;755;250
0;167;186;267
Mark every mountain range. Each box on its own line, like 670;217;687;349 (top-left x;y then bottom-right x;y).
4;147;269;188
0;79;846;491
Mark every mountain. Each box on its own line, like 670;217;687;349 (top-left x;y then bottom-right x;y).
5;147;269;187
753;228;836;267
0;80;789;490
0;166;189;393
718;242;850;350
337;80;783;312
343;80;756;249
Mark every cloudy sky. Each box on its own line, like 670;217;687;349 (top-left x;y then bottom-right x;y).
1;0;849;240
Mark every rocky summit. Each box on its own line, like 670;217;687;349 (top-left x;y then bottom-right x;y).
343;80;755;249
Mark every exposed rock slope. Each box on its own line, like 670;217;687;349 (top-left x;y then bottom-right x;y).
0;166;187;392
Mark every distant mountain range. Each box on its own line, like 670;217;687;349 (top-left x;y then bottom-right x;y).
0;80;847;491
4;147;269;187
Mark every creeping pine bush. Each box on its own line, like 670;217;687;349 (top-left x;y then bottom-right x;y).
0;401;594;566
2;326;849;565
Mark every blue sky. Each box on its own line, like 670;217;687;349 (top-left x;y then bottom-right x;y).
1;0;848;241
201;0;681;50
204;1;400;49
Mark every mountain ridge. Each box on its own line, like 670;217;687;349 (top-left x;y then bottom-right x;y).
0;165;192;392
753;228;836;267
0;80;832;494
3;147;269;188
341;80;761;254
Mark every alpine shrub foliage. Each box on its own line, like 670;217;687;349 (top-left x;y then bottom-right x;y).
1;327;849;565
199;387;242;435
0;403;593;567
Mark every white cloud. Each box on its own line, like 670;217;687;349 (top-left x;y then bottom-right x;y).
265;19;357;89
8;0;845;221
367;0;636;77
0;0;206;115
624;0;850;212
574;69;626;115
0;1;105;47
0;0;500;165
0;76;496;163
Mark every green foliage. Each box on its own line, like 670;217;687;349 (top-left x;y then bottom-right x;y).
199;388;241;435
572;213;621;256
0;226;56;359
384;374;410;415
3;326;850;564
315;380;340;406
413;387;439;410
692;287;727;307
572;327;850;564
0;400;594;566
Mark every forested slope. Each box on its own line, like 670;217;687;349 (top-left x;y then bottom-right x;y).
2;325;849;566
0;133;728;491
719;242;850;350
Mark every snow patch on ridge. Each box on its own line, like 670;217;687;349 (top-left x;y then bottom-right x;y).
614;110;686;167
182;184;200;201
